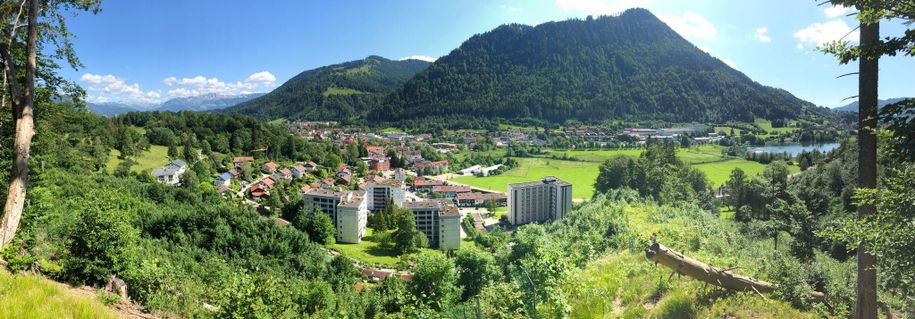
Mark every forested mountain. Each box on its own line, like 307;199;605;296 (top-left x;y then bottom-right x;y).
833;97;910;112
155;93;265;112
370;8;826;124
224;56;430;121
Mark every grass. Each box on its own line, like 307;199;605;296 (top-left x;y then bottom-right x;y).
106;145;171;174
676;144;727;164
329;228;401;267
714;126;744;136
563;200;820;318
755;118;798;134
452;157;600;199
322;87;365;97
546;148;642;162
490;206;507;220
267;118;286;125
0;270;118;319
693;159;800;187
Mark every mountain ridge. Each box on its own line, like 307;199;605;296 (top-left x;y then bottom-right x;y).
222;56;431;121
369;8;827;124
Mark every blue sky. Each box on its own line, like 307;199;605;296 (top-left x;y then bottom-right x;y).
63;0;913;108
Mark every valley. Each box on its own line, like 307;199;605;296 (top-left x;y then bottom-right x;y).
0;2;912;319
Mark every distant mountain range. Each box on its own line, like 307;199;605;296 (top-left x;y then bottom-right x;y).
88;93;265;116
223;56;430;121
833;97;911;112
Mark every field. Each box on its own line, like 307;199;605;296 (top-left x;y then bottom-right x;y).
0;270;118;319
452;157;600;199
454;145;797;198
106;145;171;174
714;126;743;136
755;118;798;134
322;87;365;97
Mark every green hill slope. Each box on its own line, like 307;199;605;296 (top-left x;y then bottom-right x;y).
224;56;430;121
371;8;827;124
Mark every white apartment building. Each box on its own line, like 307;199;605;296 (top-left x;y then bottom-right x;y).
402;200;460;251
302;189;368;243
508;176;572;225
366;179;405;211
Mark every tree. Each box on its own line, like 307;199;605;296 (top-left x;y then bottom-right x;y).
392;206;418;255
61;203;139;286
725;168;748;211
820;1;915;316
407;251;458;310
295;206;335;245
90;136;106;172
167;141;178;158
1;0;104;248
454;246;499;301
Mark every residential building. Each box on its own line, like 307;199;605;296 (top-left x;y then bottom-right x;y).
413;177;445;192
152;159;187;186
507;176;572;225
262;161;279;173
393;168;406;181
336;191;369;244
431;185;472;197
402;200;459;250
369;157;391;172
303;189;368;243
291;164;307;178
366;179;405;211
232;156;254;167
456;192;508;207
214;172;232;186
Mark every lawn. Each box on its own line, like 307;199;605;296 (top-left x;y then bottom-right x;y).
106;145;171;174
754;118;798;134
0;270;118;319
546;148;642;162
322;87;365;97
714;126;743;136
676;144;727;164
490;206;508;219
329;228;400;267
692;159;800;187
452;157;600;199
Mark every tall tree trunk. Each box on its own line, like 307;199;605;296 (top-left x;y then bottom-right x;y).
0;0;37;249
855;4;879;319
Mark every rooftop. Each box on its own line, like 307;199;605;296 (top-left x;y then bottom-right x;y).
402;200;442;209
508;176;571;188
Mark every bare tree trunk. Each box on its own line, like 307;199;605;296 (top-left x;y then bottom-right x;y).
646;243;827;303
0;0;37;249
855;4;880;318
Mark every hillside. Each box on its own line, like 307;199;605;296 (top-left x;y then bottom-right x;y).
371;8;826;124
833;97;910;112
224;56;430;121
155;93;265;112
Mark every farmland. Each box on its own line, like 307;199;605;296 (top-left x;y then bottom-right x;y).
105;145;171;174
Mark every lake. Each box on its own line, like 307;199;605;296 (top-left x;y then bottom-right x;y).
749;143;840;156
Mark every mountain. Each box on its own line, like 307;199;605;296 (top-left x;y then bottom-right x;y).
834;97;911;112
155;93;265;112
223;56;431;121
370;8;825;124
87;102;140;116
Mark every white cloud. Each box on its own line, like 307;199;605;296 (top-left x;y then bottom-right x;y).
83;71;275;104
501;4;522;14
824;5;850;18
399;55;437;62
80;73;161;105
554;0;649;15
659;12;716;40
794;19;859;49
754;26;772;43
722;59;738;69
161;71;276;98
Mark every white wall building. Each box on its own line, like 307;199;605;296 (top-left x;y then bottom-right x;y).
367;179;405;211
403;200;460;251
303;189;368;243
508;176;572;225
153;160;187;186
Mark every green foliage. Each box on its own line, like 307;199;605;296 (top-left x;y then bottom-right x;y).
294;206;336;245
392;206;420;255
454;246;500;301
372;9;827;125
58;193;139;286
406;251;459;310
225;56;430;122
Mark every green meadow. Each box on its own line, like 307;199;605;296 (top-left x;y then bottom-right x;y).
453;145;797;198
106;145;172;174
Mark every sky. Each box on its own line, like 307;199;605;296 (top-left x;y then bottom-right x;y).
60;0;914;108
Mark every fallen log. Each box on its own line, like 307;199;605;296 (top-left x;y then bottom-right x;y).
645;243;826;304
